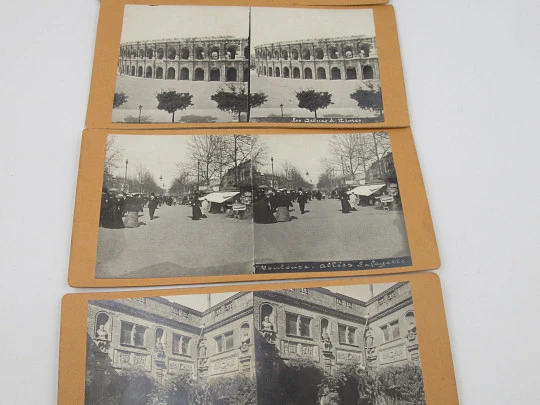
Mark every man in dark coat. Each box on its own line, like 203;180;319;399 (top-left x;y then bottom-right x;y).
297;187;308;214
148;192;158;220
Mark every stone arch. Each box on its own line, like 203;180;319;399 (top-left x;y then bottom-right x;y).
95;312;111;339
167;48;176;60
346;67;357;80
304;67;313;79
283;66;290;78
263;66;267;75
167;67;175;80
331;67;341;80
343;45;354;58
302;49;311;60
329;47;339;59
226;67;237;82
145;66;152;78
260;303;277;332
180;67;189;80
292;49;299;60
155;327;165;346
275;67;280;77
293;67;300;78
156;48;164;59
359;43;371;57
138;66;143;77
210;68;221;81
226;45;237;60
138;48;144;58
268;67;273;77
194;67;204;81
244;46;249;60
210;47;220;60
195;47;205;60
315;48;324;60
320;317;330;337
317;67;326;79
131;65;136;76
180;47;190;60
274;50;279;59
155;67;163;79
362;65;374;79
146;48;153;59
282;49;289;60
243;68;249;82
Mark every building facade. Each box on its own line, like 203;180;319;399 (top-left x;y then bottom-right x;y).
365;152;396;185
254;36;379;81
86;283;419;404
118;37;250;82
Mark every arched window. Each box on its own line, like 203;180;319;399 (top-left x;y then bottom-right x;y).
320;318;329;338
227;45;237;60
156;48;164;59
180;67;189;80
359;43;371;58
275;67;280;77
210;68;220;81
180;48;190;60
167;48;177;60
137;66;143;77
210;47;220;60
195;47;205;60
346;67;357;80
292;49;299;60
194;68;204;81
282;50;289;60
155;67;163;79
315;48;324;60
138;49;144;58
329;47;339;59
146;48;153;59
293;67;300;78
317;67;326;79
302;49;311;60
226;67;237;82
362;65;374;79
268;67;273;77
167;67;175;80
331;67;341;80
304;67;313;79
283;67;290;78
95;312;111;340
145;66;152;78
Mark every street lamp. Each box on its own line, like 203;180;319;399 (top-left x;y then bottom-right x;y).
280;103;284;118
271;156;274;187
138;105;142;123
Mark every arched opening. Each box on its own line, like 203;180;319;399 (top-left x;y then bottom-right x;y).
292;49;299;60
210;47;220;60
145;66;152;78
243;68;249;82
95;312;111;340
155;327;165;347
331;67;341;80
146;49;153;59
302;49;311;60
359;43;371;57
293;67;300;78
210;68;220;81
131;66;136;76
180;67;189;80
167;48;176;60
226;67;237;82
282;49;289;60
283;67;290;78
138;49;144;58
263;66;267;76
180;48;190;60
315;48;324;60
155;67;163;79
244;46;249;60
156;48;164;59
304;67;313;79
194;68;205;81
137;66;143;77
274;50;279;59
263;50;267;60
275;67;280;77
362;65;374;79
329;47;339;59
131;49;137;58
226;45;237;60
260;304;276;331
346;67;357;80
320;318;329;338
195;48;205;60
317;67;326;79
240;322;251;349
343;46;354;58
167;67;175;80
268;67;273;77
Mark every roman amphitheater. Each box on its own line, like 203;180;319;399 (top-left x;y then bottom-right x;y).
254;35;379;81
117;36;250;82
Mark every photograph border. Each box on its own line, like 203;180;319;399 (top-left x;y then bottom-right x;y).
58;273;458;405
86;0;408;130
68;127;439;288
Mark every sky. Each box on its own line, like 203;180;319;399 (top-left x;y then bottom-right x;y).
108;133;386;189
162;282;398;312
120;5;249;43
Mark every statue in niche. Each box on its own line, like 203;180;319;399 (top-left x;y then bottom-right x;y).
364;327;374;348
321;327;332;351
95;324;109;352
406;314;417;343
198;339;208;367
240;329;250;351
155;337;166;360
261;316;276;343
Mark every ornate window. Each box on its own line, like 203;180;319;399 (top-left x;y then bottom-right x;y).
380;320;400;343
120;321;147;347
215;331;234;353
172;333;191;355
338;324;357;345
286;313;312;338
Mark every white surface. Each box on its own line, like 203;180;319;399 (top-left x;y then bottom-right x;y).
1;0;540;403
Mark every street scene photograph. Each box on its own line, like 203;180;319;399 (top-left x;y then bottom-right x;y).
249;7;384;123
85;281;425;405
97;131;410;279
112;5;250;124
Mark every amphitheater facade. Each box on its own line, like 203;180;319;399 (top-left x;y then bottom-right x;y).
254;36;379;81
118;36;250;83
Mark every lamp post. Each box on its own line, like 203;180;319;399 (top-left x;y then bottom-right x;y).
271;156;274;187
124;159;129;192
138;105;142;123
280;103;284;118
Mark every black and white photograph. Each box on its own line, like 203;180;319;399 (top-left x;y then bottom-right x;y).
97;132;410;279
113;6;250;124
249;7;383;124
85;282;424;405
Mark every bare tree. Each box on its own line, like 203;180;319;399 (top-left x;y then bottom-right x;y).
368;132;392;178
277;161;310;190
328;134;373;183
103;136;124;187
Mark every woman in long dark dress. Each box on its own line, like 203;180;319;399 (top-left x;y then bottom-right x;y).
191;198;203;220
253;192;277;224
339;191;352;214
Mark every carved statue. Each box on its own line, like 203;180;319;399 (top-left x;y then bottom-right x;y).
261;316;276;343
321;327;332;351
198;339;208;368
364;327;374;348
240;330;250;351
155;337;166;360
407;315;417;343
95;324;108;341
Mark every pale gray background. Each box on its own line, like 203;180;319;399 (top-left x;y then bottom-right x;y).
1;0;540;403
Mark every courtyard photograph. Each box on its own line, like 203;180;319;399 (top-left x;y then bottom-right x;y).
96;132;410;279
85;282;425;405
